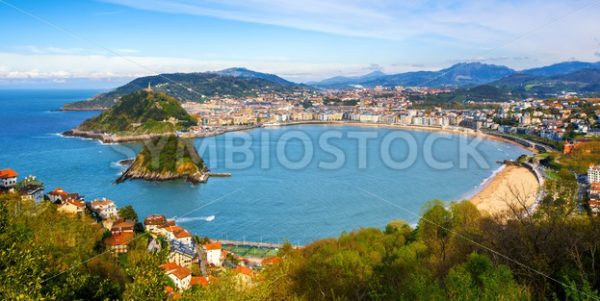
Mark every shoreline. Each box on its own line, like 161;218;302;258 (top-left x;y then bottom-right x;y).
62;121;534;153
469;163;541;215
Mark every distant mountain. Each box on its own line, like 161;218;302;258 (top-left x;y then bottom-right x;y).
312;63;515;89
76;90;197;135
310;71;387;88
458;68;600;101
63;69;307;110
522;61;600;77
212;67;296;86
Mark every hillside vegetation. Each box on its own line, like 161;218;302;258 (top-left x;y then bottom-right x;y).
64;70;306;110
77;90;196;135
117;136;208;184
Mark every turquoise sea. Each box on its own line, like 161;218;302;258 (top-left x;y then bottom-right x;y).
0;90;529;245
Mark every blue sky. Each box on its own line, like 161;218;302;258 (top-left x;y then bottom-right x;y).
1;0;600;88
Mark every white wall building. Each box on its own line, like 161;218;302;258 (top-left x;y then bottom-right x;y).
589;165;600;183
0;169;18;188
90;199;118;220
204;242;222;266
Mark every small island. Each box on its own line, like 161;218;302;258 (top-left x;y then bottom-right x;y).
116;135;209;184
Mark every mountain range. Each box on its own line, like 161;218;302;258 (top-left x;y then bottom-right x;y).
64;61;600;110
311;61;600;90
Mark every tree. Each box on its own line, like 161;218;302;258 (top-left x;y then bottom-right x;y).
446;253;530;301
122;252;170;301
118;205;138;221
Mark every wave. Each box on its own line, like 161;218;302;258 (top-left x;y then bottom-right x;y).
455;164;506;201
54;132;96;141
176;215;215;224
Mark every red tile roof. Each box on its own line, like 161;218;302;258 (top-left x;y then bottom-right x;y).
49;187;66;196
144;214;167;226
91;199;114;207
0;169;18;179
104;232;134;246
204;242;222;251
64;198;85;208
164;226;192;239
160;262;192;280
234;266;253;276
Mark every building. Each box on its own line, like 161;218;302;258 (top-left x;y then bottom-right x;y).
588;165;600;183
111;220;135;234
144;214;167;233
204;242;222;267
90;199;118;220
104;232;134;254
57;199;86;215
17;175;44;202
233;266;254;287
168;240;196;268
48;187;80;204
162;225;193;246
0;169;18;188
160;262;192;291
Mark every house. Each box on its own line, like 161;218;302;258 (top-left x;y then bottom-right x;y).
18;176;44;202
233;266;254;287
57;198;86;215
144;214;167;233
168;239;196;268
160;262;192;291
111;220;135;234
90;198;118;220
162;225;193;246
204;242;222;267
0;169;18;188
588;165;600;184
104;232;134;254
48;187;80;204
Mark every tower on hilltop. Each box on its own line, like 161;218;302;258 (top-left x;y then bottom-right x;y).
143;81;153;93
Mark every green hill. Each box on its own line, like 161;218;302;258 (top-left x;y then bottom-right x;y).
116;135;208;184
63;70;307;110
77;90;197;135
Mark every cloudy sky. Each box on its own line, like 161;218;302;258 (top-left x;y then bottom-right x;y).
1;0;600;88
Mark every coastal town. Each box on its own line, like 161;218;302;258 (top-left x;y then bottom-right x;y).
2;83;600;296
180;86;600;145
0;168;285;298
179;85;600;211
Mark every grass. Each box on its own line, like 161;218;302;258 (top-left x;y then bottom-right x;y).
223;245;279;258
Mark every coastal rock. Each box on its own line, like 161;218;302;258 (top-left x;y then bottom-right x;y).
115;135;210;185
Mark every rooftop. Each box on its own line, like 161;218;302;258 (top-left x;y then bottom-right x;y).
104;232;134;246
160;262;192;280
0;169;18;179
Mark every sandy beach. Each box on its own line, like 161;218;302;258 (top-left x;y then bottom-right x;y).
470;165;540;215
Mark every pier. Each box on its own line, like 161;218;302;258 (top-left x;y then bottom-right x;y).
208;172;232;177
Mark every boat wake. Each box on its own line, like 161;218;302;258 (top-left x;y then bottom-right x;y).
176;215;216;224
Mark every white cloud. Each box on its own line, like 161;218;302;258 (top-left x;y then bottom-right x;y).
0;51;377;82
115;48;140;54
17;45;85;55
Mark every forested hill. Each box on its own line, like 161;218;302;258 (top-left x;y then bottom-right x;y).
77;90;197;135
63;69;306;110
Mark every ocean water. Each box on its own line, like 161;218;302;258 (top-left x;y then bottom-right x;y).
0;90;529;245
